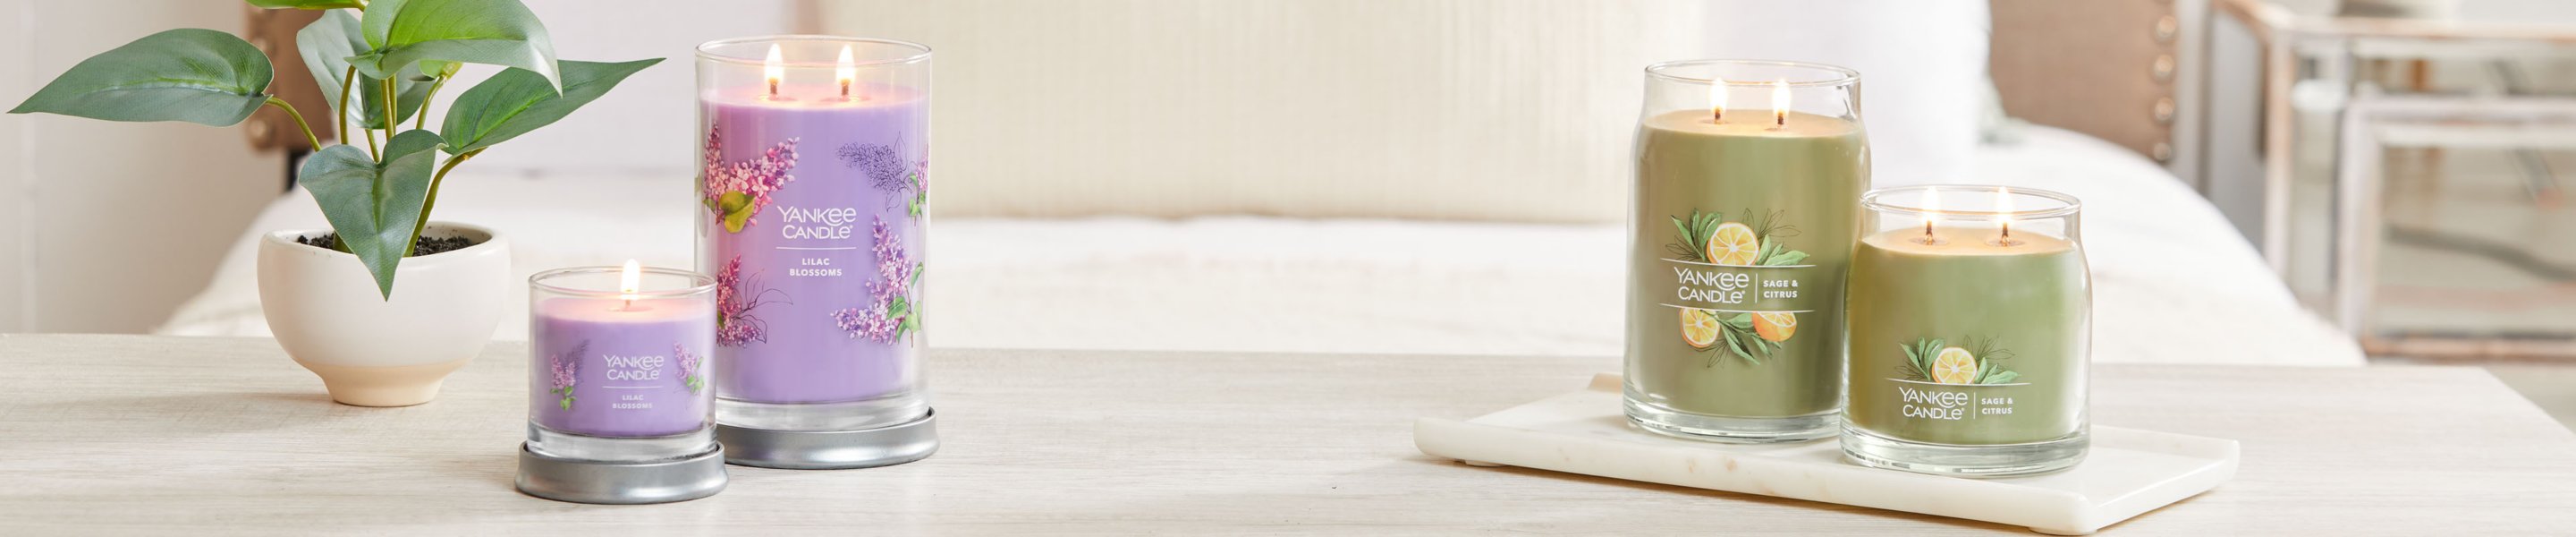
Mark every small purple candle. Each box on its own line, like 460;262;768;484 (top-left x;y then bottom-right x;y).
529;261;717;439
698;37;930;430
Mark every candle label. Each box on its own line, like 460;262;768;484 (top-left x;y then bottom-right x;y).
535;339;711;437
699;96;929;404
1662;208;1818;365
1883;336;2029;422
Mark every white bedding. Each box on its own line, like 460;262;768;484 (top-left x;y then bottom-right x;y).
159;126;2364;366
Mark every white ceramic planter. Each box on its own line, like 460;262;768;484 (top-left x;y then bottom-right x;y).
258;222;510;406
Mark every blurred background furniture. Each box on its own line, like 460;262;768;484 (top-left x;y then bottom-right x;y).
2216;0;2576;357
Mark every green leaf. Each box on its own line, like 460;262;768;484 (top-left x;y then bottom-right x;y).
9;29;273;126
560;396;572;410
247;0;367;9
354;0;559;88
717;192;752;233
296;131;445;299
296;11;430;130
1987;371;2021;384
1765;250;1809;266
440;58;658;154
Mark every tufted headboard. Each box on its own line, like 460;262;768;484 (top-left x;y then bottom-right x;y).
1989;0;2197;166
806;1;2207;219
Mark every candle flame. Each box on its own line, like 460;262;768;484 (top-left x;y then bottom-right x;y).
764;44;784;97
619;259;641;303
836;45;857;98
1708;80;1725;123
1771;79;1789;127
1922;189;1940;241
1996;187;2015;241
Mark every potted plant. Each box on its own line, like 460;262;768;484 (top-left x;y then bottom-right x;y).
9;0;659;406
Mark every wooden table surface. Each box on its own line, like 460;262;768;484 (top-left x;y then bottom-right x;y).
4;334;2574;534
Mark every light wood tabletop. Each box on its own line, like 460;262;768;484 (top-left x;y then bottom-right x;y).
4;334;2574;533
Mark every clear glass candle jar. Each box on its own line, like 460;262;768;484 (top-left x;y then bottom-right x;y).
520;263;725;504
1842;185;2091;477
1624;60;1868;443
695;36;936;469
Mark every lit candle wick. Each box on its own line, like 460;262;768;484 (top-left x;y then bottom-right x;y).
1918;192;1942;245
1708;79;1726;123
618;259;641;310
763;44;785;98
1771;79;1789;128
836;45;857;99
1995;187;2020;246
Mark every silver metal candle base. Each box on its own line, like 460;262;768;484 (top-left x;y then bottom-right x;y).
516;445;728;504
716;408;938;469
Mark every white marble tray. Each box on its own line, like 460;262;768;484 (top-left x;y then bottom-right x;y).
1413;373;2239;535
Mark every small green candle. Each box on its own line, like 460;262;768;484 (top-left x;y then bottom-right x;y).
1623;61;1866;442
1841;185;2091;476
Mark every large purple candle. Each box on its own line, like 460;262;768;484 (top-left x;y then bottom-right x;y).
698;38;930;430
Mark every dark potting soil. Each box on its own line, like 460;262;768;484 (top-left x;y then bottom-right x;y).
295;234;478;257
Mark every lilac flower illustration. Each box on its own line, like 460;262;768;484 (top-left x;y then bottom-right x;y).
833;217;922;343
674;344;706;394
701;125;800;233
715;256;786;347
837;139;929;217
548;340;587;410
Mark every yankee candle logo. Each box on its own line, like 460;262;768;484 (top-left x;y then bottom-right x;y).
601;354;666;381
778;206;860;239
1896;385;2015;421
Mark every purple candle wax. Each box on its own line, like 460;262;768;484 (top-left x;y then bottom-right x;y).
700;81;926;405
530;296;716;438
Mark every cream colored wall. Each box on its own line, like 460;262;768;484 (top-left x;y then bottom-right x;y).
0;0;30;332
0;1;284;333
0;1;796;334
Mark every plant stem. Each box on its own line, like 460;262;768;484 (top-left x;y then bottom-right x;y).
338;66;360;156
414;75;448;130
381;77;396;141
262;97;322;150
403;149;479;257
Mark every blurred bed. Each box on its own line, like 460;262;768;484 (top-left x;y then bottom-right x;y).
160;0;2361;366
160;124;2362;366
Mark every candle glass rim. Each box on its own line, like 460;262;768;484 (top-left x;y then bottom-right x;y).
530;266;716;298
1860;184;2082;221
697;35;932;68
1643;59;1860;89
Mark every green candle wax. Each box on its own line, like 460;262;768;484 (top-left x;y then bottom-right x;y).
1843;226;2089;445
1624;109;1866;420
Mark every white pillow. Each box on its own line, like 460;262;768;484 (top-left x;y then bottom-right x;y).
1698;0;1991;188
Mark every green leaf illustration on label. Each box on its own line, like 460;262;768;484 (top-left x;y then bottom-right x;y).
1896;336;2022;385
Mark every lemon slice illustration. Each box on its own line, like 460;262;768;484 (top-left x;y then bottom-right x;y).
1705;222;1761;266
1932;346;1979;385
1752;312;1796;342
1679;308;1723;349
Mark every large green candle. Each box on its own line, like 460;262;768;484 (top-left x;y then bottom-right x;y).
1623;86;1866;441
1840;185;2090;476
